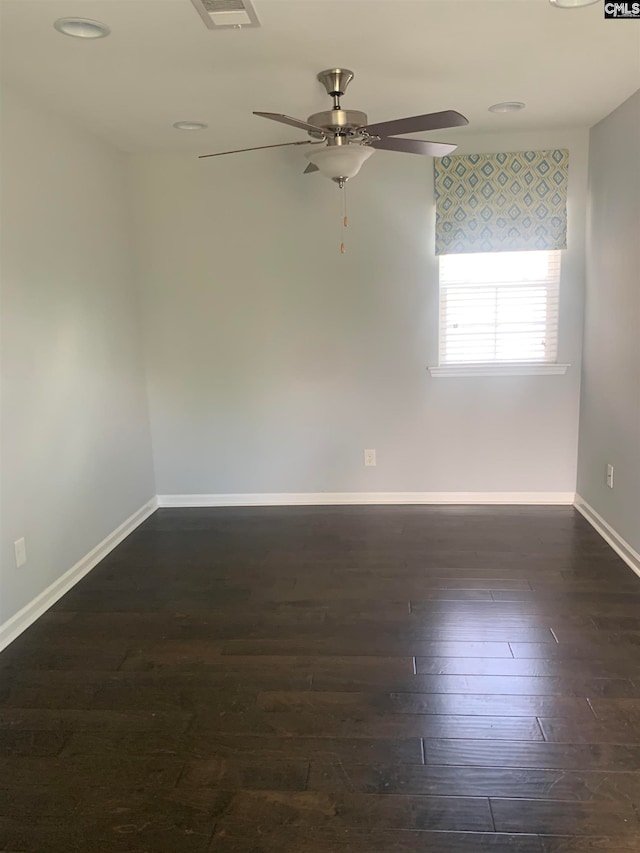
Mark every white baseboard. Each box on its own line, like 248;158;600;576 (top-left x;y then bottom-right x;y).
574;494;640;579
0;490;582;653
157;491;576;508
0;497;157;653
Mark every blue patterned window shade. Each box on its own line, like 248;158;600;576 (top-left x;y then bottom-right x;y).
434;149;569;255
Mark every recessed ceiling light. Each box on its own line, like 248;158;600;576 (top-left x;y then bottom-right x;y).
173;121;208;131
549;0;600;7
53;18;111;38
488;102;526;113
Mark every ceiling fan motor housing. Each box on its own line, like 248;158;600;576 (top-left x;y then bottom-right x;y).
306;109;369;140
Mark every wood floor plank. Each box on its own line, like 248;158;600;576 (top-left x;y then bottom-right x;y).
58;730;423;765
193;709;544;740
492;798;640;835
414;657;640;678
492;592;640;608
61;728;194;757
539;716;640;744
551;629;640;646
258;690;594;719
0;707;193;733
274;578;535;600
213;790;494;832
221;639;515;657
118;648;413;676
183;733;424;764
178;757;309;791
587;698;640;726
0;640;128;671
2;684;99;710
0;753;184;790
0;730;68;758
315;675;638;697
307;762;640;800
539;837;640;852
510;642;640;660
88;683;258;714
208;828;543;852
424;739;640;770
9;656;415;697
405;589;497;601
591;617;640;631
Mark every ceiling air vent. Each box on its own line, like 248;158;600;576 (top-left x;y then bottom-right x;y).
190;0;260;29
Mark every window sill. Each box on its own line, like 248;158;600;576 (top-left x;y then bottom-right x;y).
428;363;570;378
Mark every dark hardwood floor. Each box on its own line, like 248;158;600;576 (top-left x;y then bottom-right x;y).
2;505;640;852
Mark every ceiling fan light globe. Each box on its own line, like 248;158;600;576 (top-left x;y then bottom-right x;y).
305;145;374;181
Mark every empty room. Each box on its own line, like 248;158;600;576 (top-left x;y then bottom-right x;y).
1;0;640;850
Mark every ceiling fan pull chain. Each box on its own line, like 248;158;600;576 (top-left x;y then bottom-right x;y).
340;183;348;254
343;184;349;229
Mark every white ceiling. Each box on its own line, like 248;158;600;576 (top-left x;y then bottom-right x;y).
1;0;639;153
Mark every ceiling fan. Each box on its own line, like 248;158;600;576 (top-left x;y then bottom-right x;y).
200;68;469;187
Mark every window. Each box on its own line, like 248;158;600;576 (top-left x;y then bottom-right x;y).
432;250;567;376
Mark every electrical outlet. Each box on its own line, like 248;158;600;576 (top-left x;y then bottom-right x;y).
14;537;27;568
606;464;614;489
364;449;376;467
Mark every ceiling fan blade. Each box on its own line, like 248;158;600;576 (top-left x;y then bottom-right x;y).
199;140;318;159
370;137;457;157
253;111;327;136
363;110;468;138
304;162;319;174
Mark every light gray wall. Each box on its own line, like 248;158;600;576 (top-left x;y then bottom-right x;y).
130;128;588;497
0;86;155;625
577;90;640;552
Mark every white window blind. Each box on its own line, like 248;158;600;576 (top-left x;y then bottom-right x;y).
439;250;561;366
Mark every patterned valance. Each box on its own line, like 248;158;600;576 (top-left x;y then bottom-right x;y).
434;149;569;255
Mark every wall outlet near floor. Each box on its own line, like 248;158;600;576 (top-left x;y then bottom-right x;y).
606;464;614;489
14;537;27;568
364;449;377;467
